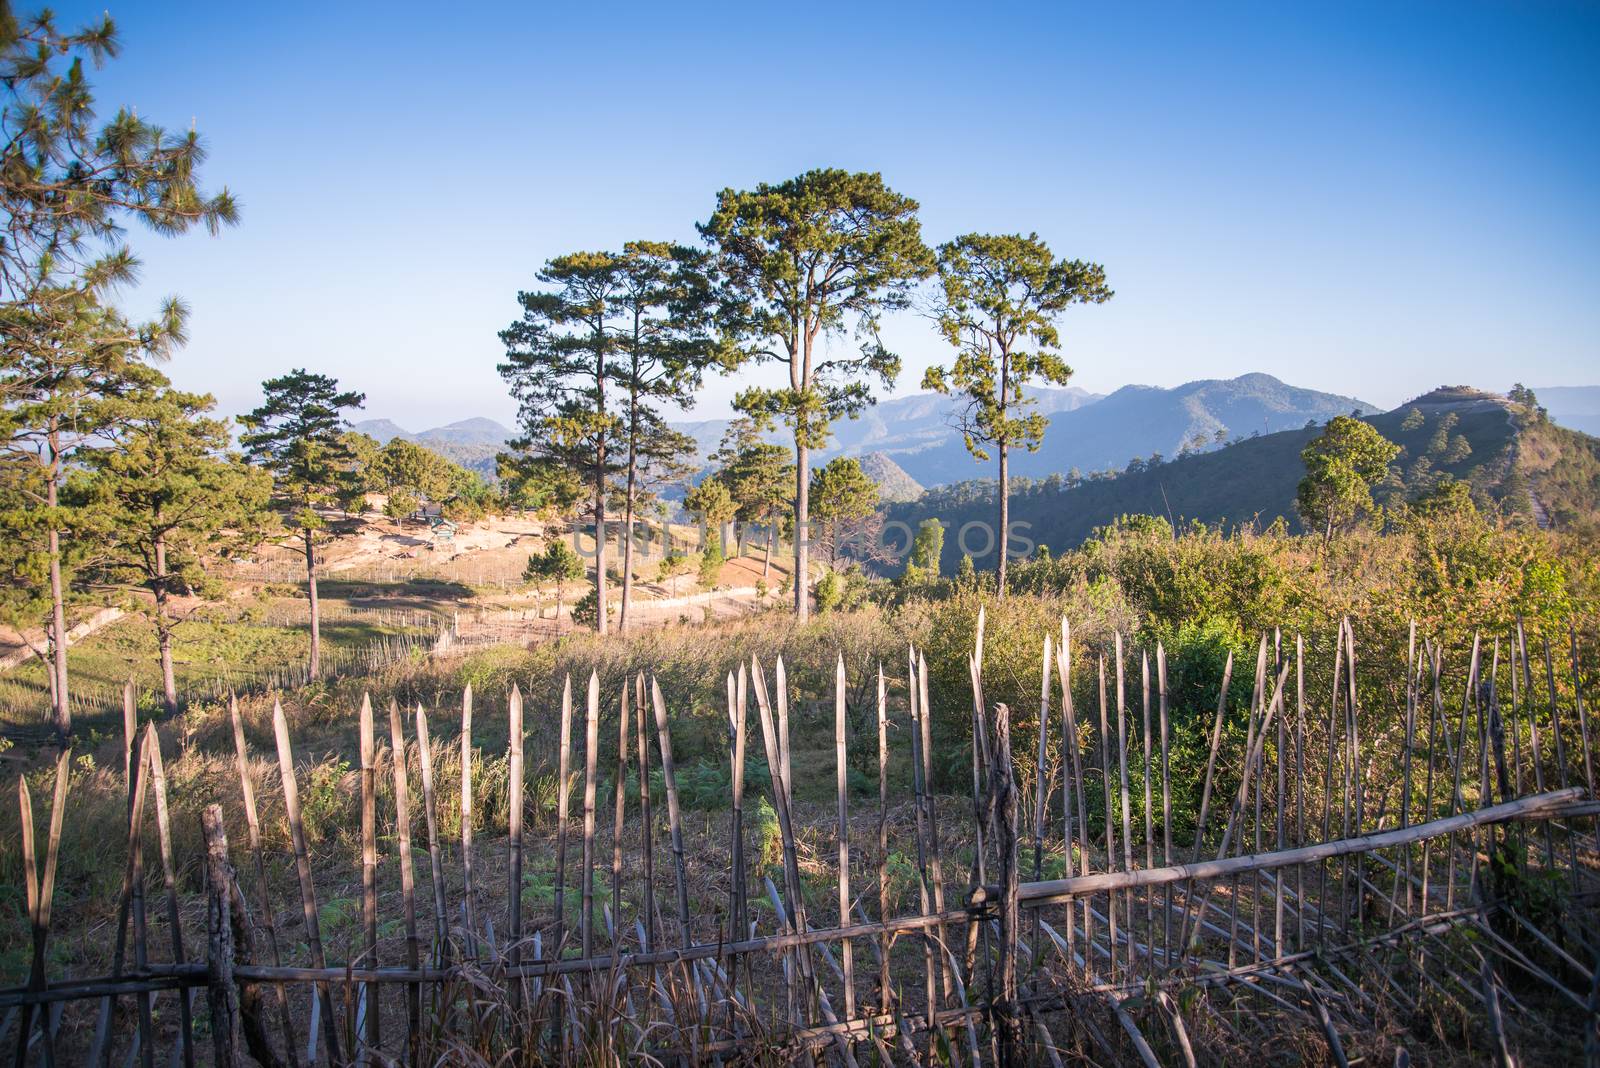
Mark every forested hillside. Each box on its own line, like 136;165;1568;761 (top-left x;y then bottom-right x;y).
885;386;1590;574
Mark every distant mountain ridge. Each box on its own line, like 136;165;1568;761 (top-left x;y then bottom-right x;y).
881;373;1376;489
886;385;1600;573
349;417;516;478
350;373;1378;494
670;383;1103;470
351;417;516;448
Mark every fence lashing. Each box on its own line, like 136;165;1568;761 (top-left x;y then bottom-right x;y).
5;620;1600;1067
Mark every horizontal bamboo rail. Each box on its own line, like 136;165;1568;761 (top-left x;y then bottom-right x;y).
1;788;1582;1011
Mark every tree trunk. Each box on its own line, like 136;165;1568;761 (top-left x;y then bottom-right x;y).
154;535;177;714
763;524;774;579
997;443;1010;599
618;367;640;633
619;474;637;633
303;527;321;680
593;472;609;636
46;473;70;742
794;440;809;620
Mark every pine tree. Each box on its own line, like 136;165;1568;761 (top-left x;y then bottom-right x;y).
525;539;586;620
700;169;934;619
610;242;721;630
0;9;238;308
86;387;272;710
0;287;182;739
809;456;879;570
712;418;793;579
239;370;365;680
924;233;1111;596
0;10;238;739
499;253;626;633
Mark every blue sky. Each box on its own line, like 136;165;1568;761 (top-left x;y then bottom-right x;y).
62;0;1600;429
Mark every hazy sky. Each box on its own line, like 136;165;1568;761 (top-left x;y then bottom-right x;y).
62;0;1600;430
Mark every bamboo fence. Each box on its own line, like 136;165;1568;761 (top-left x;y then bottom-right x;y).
4;614;1600;1066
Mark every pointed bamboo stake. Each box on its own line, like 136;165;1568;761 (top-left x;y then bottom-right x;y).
1515;618;1557;871
579;672;600;961
200;804;243;1068
1192;651;1237;862
611;683;630;955
1033;635;1053;890
1114;635;1135;974
1319;632;1343;948
1445;637;1481;911
507;684;524;1011
1569;623;1598;851
906;653;939;1056
145;724;194;1068
1419;645;1443;913
1158;643;1173;966
358;695;380;1057
414;704;449;967
387;700;420;1067
1241;635;1268;966
731;666;749;951
36;747;70;1067
876;663;892;1014
1058;619;1092;978
1274;635;1287;954
553;676;573;958
1141;649;1155;956
94;682;151;1068
633;672;655;952
1097;655;1117;983
993;700;1024;1065
14;748;67;1068
835;655;855;1020
917;649;952;1003
650;675;692;946
1517;618;1548;792
751;657;817;1015
272;700;343;1066
1344;620;1365;931
1397;621;1417;921
1294;635;1307;951
460;684;478;957
228;696;298;1067
725;673;739;946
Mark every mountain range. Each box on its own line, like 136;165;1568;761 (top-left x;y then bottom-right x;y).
349;417;514;476
352;378;1596;512
886;385;1600;572
658;374;1377;490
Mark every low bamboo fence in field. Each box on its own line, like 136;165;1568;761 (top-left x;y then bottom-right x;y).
4;615;1599;1066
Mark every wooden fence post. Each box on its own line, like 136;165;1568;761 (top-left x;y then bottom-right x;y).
203;805;243;1068
992;701;1022;1066
358;695;380;1056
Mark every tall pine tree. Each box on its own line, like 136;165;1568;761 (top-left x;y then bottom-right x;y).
700;169;933;619
924;233;1110;595
239;370;365;679
86;387;272;710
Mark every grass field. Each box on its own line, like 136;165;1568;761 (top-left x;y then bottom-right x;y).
0;586;447;730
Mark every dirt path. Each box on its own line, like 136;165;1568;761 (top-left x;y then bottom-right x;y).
0;607;125;671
